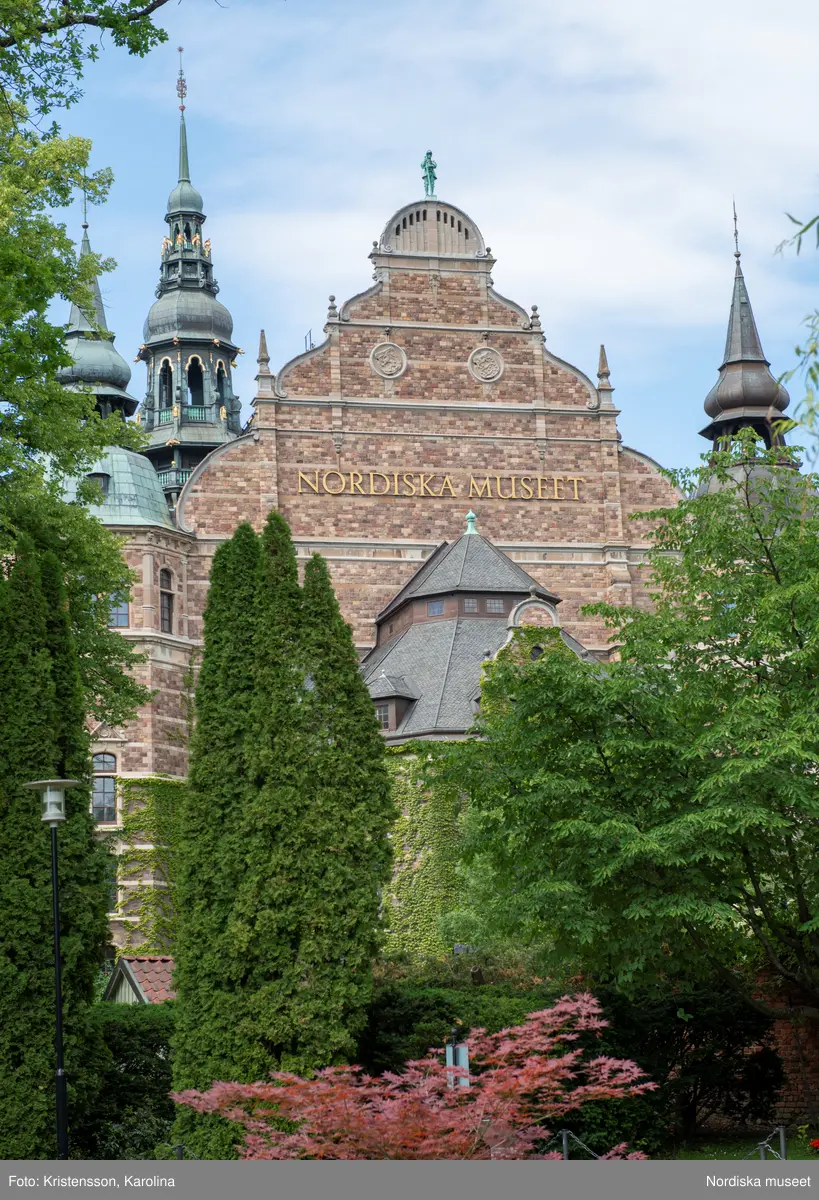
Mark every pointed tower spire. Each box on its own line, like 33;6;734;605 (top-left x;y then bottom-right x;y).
257;329;271;374
59;207;137;418
136;48;240;506
700;221;789;448
597;343;613;392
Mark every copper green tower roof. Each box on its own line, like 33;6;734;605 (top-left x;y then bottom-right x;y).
57;218;138;418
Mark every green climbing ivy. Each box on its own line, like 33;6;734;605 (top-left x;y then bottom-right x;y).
114;777;184;954
383;747;463;958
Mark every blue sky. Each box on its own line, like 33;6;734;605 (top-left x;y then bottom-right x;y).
60;0;819;470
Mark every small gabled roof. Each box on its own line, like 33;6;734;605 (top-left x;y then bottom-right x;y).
369;671;422;701
103;956;176;1004
377;513;559;623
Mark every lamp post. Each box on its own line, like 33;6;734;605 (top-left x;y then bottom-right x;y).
23;779;80;1161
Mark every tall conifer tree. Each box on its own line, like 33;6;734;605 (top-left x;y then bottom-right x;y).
172;523;261;1158
0;540;108;1158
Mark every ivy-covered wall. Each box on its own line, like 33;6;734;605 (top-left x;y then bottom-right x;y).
111;777;184;953
382;748;462;957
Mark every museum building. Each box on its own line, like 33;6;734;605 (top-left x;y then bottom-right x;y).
58;95;789;943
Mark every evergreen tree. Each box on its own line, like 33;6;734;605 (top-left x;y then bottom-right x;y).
171;523;261;1158
0;539;109;1158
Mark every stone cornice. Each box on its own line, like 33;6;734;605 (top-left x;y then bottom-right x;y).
255;395;621;417
328;317;533;335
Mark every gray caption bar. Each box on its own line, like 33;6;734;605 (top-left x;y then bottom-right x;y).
1;1161;815;1200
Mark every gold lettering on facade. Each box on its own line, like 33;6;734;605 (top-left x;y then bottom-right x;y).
297;469;586;501
298;470;320;494
369;472;391;495
322;469;346;495
469;477;493;499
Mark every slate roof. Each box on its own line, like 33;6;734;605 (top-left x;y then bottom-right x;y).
362;617;507;738
377;530;559;622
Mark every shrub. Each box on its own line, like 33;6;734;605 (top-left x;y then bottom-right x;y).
70;1003;175;1160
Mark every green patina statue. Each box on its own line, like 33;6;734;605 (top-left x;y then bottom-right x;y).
421;150;437;198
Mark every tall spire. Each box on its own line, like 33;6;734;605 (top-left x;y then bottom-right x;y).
700;222;789;447
59;207;137;418
167;46;202;216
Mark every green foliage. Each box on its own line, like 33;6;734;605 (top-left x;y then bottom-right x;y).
383;749;462;957
172;518;394;1157
432;439;819;1018
563;976;783;1154
172;525;261;1159
358;953;563;1074
0;539;110;1158
116;778;184;953
71;1002;176;1160
0;0;170;116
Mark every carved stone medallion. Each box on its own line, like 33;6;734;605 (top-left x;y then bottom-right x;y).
370;342;407;379
468;346;504;382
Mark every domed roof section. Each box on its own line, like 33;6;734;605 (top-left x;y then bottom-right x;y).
167;178;204;215
701;253;789;442
143;289;234;344
57;225;137;414
62;447;174;529
378;199;486;257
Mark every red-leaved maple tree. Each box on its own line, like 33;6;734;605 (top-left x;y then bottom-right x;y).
173;993;654;1159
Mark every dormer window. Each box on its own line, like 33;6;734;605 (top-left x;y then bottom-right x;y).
427;599;444;616
86;472;110;499
375;703;390;730
485;597;505;613
463;597;478;613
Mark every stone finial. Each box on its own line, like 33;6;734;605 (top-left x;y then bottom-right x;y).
257;329;270;374
327;294;338;319
465;510;478;535
597;343;613;392
530;304;541;330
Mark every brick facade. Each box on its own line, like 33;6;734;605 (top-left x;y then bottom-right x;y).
101;194;678;945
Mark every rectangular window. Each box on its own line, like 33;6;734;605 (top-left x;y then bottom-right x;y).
463;598;478;613
108;598;129;628
160;591;173;634
485;598;505;613
93;775;117;824
427;599;444;616
375;703;390;730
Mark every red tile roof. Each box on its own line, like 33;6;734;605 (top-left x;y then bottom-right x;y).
123;955;176;1003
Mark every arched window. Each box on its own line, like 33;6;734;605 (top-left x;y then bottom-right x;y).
184;222;192;244
86;472;110;499
159;568;174;634
186;358;204;407
92;753;117;824
159;361;173;409
216;363;228;406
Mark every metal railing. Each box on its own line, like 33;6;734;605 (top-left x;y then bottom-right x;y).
156;468;192;489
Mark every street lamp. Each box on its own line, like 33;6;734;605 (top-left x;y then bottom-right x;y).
23;779;81;1161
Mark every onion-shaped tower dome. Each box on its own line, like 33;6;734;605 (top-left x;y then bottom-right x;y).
700;249;789;448
57;223;138;419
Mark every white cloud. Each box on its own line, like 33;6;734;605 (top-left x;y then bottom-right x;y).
64;0;819;468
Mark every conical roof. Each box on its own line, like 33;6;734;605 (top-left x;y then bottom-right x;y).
57;224;137;415
167;112;204;215
377;512;559;622
701;253;789;442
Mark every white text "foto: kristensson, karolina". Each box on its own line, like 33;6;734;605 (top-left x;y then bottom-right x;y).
8;1177;176;1189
